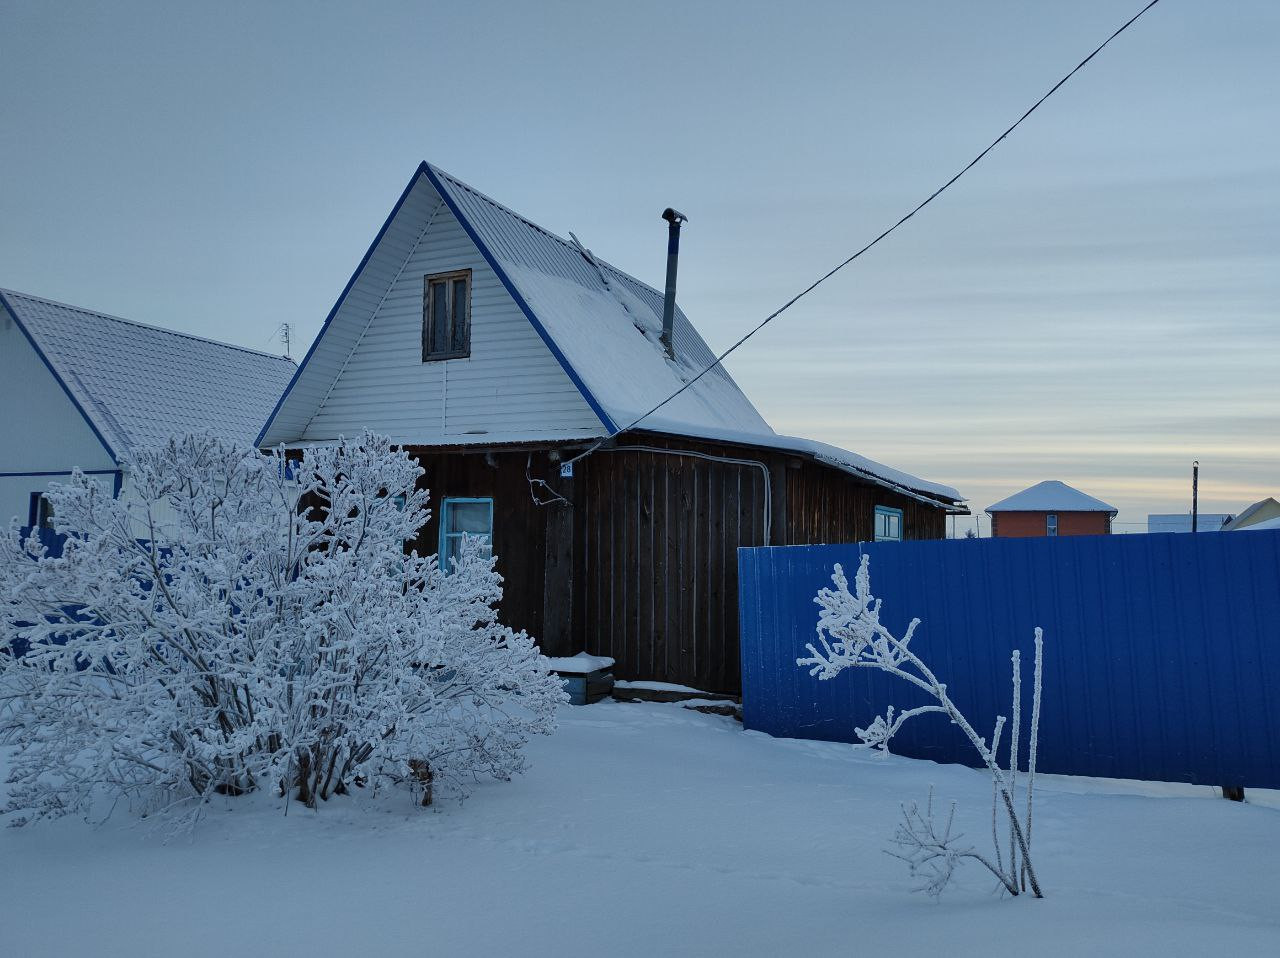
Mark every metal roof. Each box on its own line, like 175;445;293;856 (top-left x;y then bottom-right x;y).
424;163;772;438
258;162;964;506
1;288;296;459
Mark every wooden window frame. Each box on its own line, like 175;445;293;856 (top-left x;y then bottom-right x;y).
28;492;54;529
422;268;473;362
873;505;903;542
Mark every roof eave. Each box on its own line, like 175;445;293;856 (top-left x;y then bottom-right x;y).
628;427;967;512
257;163;436;448
0;289;121;465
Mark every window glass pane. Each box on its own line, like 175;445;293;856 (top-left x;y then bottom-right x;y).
429;280;449;354
445;535;465;569
33;495;54;529
446;500;491;536
450;278;468;353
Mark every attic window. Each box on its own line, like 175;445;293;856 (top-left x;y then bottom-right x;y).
423;269;471;361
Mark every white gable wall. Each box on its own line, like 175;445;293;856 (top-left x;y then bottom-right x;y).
297;184;604;444
0;307;118;524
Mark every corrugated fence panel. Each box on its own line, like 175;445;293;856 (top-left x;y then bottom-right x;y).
738;532;1280;788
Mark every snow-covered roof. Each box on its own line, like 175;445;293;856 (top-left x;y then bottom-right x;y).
1;288;296;462
1221;498;1280;532
259;162;963;507
638;423;962;504
428;165;772;438
1237;515;1280;532
986;480;1117;515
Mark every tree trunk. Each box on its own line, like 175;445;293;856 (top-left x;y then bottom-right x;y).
296;751;313;806
409;759;434;807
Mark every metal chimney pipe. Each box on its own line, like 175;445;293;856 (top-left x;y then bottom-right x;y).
660;207;687;360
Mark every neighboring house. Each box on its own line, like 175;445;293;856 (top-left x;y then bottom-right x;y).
260;161;966;693
986;480;1116;538
1222;498;1280;532
0;288;296;531
1147;513;1232;534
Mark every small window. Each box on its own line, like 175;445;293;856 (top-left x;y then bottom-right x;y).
28;493;53;530
439;497;493;571
423;269;472;361
874;505;903;542
1046;513;1058;537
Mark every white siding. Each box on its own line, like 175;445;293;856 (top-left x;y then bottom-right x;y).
300;191;603;443
0;307;117;524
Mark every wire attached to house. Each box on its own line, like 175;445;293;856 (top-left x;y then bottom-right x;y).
526;453;571;506
563;0;1163;469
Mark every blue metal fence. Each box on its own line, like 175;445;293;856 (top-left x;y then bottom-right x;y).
738;531;1280;788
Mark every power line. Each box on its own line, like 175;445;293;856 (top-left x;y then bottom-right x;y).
565;0;1163;467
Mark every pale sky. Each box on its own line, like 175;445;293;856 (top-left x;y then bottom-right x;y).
2;1;1276;532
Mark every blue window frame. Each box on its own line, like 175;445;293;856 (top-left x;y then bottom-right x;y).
1046;513;1058;537
439;497;493;570
874;505;903;542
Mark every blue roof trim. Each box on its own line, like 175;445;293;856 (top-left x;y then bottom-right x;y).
0;289;120;465
255;163;434;447
421;164;619;436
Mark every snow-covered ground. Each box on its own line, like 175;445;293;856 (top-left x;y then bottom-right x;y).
2;701;1278;956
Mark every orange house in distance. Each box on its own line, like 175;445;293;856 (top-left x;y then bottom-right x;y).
986;480;1117;538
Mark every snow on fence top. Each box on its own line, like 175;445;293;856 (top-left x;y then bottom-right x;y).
986;480;1116;515
2;288;296;458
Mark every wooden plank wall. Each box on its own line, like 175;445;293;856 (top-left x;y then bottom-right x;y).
406;448;552;641
406;439;951;695
785;462;947;544
573;444;768;694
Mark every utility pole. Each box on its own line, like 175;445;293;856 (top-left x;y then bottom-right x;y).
1191;460;1199;533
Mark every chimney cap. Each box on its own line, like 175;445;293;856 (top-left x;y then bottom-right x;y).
661;208;688;225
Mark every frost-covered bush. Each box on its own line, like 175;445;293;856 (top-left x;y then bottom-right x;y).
0;432;564;826
798;555;1044;898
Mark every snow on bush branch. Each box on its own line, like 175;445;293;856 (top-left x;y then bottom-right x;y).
798;555;1044;898
0;432;565;827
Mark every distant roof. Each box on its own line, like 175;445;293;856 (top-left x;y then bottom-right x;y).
1147;513;1232;534
986;480;1117;515
261;162;964;508
1239;516;1280;532
1;288;296;461
1222;498;1280;532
